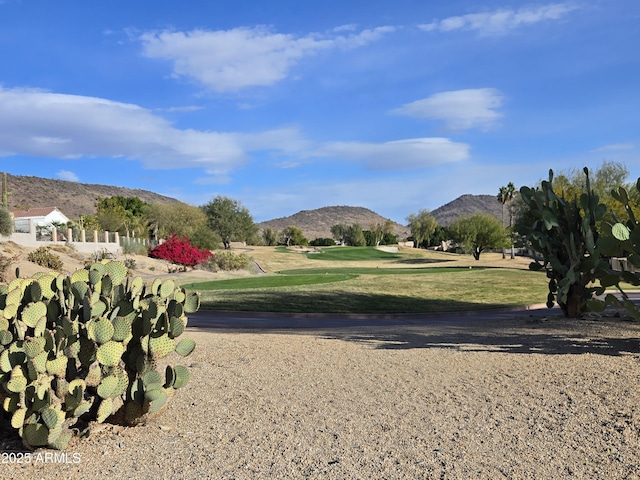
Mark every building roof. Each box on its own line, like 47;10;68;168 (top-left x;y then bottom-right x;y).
10;207;66;219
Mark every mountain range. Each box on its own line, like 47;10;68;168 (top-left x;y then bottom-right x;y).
3;173;502;239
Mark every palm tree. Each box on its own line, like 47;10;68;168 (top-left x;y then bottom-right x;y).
497;186;509;258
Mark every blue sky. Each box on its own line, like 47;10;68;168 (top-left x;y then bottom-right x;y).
0;0;638;223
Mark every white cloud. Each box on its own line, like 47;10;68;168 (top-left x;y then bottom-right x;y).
139;25;395;92
391;88;504;131
592;143;635;152
314;137;469;170
57;170;79;182
419;3;579;36
0;87;307;175
158;105;204;112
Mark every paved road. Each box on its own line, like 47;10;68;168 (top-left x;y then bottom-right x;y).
189;292;640;330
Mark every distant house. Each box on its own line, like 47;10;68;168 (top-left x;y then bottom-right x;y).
10;207;69;233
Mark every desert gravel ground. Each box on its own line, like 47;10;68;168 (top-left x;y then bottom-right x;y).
2;312;640;480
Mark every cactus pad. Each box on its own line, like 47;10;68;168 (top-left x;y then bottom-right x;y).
7;366;27;393
175;338;196;357
36;274;57;299
144;388;167;414
0;329;13;346
159;280;175;299
183;291;200;313
96;341;124;367
612;222;631;241
84;362;103;387
71;269;90;284
142;370;163;391
174;288;186;303
97;397;113;423
41;407;61;429
28;281;43;303
68;378;87;394
169;317;185;338
149;334;174;360
32;350;48;373
46;356;68;377
173;365;190;389
23;338;44;359
21;301;47;328
11;408;27;430
97;375;119;399
93;318;115;344
112;317;132;342
104;261;128;286
22;423;50;447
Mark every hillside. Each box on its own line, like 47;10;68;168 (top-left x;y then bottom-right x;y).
3;174;178;219
431;194;503;226
258;206;410;241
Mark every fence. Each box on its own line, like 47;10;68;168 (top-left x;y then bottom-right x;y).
1;219;150;255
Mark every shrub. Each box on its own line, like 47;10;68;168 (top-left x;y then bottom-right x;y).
123;257;136;270
26;246;63;271
310;238;335;246
0;261;201;449
206;250;251;271
148;234;212;267
121;238;147;256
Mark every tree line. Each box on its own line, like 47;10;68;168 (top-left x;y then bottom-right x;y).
2;161;637;267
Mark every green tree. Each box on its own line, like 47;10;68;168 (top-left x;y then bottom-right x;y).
549;161;638;224
406;209;438;248
77;214;101;233
95;196;149;236
344;223;366;246
145;202;212;242
331;224;348;245
262;228;278;246
0;208;12;237
189;224;222;250
369;219;394;246
201;196;256;249
281;225;308;246
449;213;509;260
431;225;449;249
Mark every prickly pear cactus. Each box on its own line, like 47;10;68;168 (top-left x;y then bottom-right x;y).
598;177;640;319
520;168;612;317
0;261;200;449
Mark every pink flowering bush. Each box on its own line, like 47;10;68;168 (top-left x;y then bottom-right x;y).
149;234;213;267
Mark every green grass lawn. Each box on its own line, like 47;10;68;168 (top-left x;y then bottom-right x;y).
187;266;549;314
183;273;358;291
305;246;405;261
277;266;488;275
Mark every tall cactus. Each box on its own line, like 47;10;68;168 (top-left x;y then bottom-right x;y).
2;172;7;208
599;177;640;319
520;168;612;317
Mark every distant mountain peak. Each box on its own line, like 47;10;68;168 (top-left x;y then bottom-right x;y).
431;194;502;226
258;205;409;240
